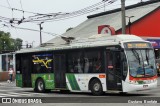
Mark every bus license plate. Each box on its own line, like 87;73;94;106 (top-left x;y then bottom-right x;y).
143;85;148;88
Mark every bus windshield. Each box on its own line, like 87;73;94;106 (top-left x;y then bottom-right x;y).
126;49;157;77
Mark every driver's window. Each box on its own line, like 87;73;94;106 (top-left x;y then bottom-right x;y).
121;52;128;79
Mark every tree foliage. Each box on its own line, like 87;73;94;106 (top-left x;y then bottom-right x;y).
0;31;23;52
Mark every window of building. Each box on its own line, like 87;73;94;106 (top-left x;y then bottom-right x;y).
2;55;7;71
8;55;13;69
1;54;15;72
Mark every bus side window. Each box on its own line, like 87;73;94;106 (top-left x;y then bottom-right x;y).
121;52;128;78
67;52;84;73
84;51;103;73
77;58;83;73
94;52;102;73
84;58;89;73
32;54;53;74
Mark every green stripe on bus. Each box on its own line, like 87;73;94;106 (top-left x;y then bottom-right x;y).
31;73;55;89
16;74;22;87
66;83;69;90
66;74;80;90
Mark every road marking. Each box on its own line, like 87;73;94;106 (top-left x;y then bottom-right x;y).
20;92;47;95
0;92;43;97
0;90;9;91
0;91;48;97
0;95;6;97
0;86;20;88
0;93;24;97
0;88;30;91
7;92;33;95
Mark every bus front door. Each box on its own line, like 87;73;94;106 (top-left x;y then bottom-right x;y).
21;55;32;87
54;54;66;88
106;50;122;91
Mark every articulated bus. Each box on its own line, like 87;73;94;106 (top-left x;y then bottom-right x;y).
15;34;157;95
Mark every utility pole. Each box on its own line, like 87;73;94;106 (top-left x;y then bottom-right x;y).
39;22;44;45
25;41;28;48
32;41;35;48
121;0;126;34
126;16;134;34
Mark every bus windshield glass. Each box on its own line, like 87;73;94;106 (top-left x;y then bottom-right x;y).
124;42;157;78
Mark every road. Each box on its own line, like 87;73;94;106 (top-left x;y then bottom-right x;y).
0;77;160;105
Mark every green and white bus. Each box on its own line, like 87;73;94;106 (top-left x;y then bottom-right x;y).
15;34;158;95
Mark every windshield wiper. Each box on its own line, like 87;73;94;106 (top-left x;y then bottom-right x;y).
132;49;141;65
145;49;149;65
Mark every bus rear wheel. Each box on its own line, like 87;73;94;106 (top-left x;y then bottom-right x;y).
90;79;103;96
60;90;70;94
35;79;45;93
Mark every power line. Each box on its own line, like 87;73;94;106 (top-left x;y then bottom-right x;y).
9;25;60;36
0;16;11;20
0;4;10;9
0;4;46;15
24;0;118;23
19;0;25;19
6;0;12;9
0;0;114;23
1;22;60;37
19;0;23;11
0;0;118;24
0;0;121;25
29;1;105;19
6;0;14;19
0;25;5;28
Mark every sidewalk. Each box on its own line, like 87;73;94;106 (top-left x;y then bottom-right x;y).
0;81;16;87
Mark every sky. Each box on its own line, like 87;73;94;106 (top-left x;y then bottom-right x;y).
0;0;150;47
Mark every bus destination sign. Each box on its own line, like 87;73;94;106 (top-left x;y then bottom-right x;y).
125;42;151;48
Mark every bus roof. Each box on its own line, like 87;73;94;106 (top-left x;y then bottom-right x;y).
16;34;145;54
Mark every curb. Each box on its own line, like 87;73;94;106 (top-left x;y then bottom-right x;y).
0;81;16;86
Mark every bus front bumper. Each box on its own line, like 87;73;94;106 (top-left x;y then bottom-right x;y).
122;80;157;92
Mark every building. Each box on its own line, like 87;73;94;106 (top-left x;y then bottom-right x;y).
0;53;15;81
46;0;160;58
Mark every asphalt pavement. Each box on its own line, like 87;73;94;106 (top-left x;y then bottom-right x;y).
0;81;15;87
0;77;160;105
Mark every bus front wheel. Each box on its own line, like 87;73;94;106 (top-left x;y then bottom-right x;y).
90;79;103;96
35;79;45;93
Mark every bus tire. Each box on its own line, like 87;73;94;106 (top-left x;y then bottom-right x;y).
34;88;38;92
119;92;127;95
90;79;103;96
45;89;51;93
60;90;70;94
36;79;45;93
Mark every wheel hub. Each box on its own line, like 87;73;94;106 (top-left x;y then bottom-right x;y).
38;81;43;91
93;83;100;91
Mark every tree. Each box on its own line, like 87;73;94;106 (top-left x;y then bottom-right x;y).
0;31;10;51
14;38;23;50
0;31;23;52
